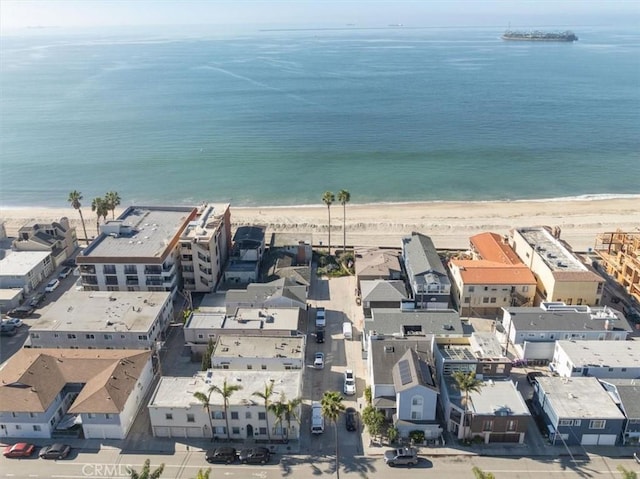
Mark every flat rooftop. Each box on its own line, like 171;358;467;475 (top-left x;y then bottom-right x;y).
504;305;632;333
149;370;302;408
180;203;229;240
367;309;463;337
0;251;51;275
31;290;170;332
186;307;301;332
444;378;530;416
536;376;625;419
79;206;195;260
213;335;304;360
516;227;586;273
556;339;640;367
470;332;508;359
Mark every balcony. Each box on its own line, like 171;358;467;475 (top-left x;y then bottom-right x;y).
145;266;162;275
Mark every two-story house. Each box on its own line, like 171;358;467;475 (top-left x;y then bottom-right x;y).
12;217;78;267
224;225;266;284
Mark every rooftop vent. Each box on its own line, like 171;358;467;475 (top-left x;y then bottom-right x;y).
384;346;395;353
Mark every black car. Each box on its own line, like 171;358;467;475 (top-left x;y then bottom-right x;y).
62;258;76;267
345;407;357;431
39;443;71;459
238;447;270;465
7;305;34;319
315;330;325;343
30;292;46;308
0;323;17;337
205;447;237;464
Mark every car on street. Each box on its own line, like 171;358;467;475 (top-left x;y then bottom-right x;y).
62;258;76;267
39;443;71;459
238;447;270;465
44;279;60;293
345;407;357;431
384;447;419;467
526;371;544;385
58;267;73;279
29;292;46;308
205;447;237;464
315;329;325;343
3;442;35;458
344;369;356;395
315;307;326;328
2;317;23;328
7;305;34;318
0;323;17;337
314;352;325;369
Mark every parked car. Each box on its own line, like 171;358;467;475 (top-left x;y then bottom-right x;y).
2;317;23;328
205;447;237;464
344;369;356;395
39;443;71;459
58;267;73;279
314;352;325;369
238;447;270;465
44;279;60;293
384;447;418;467
3;442;35;458
345;407;357;432
29;292;46;308
62;258;76;267
315;329;325;343
7;305;34;318
315;307;326;328
0;323;17;337
526;371;544;385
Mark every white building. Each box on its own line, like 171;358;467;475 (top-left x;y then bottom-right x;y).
0;349;154;440
26;290;173;350
551;340;640;379
148;370;302;440
500;302;631;362
211;335;305;371
0;251;53;294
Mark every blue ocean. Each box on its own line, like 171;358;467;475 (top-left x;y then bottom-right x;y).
1;26;639;208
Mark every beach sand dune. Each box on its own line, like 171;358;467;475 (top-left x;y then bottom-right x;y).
2;198;638;251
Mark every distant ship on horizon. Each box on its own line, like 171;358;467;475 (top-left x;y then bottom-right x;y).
501;30;578;42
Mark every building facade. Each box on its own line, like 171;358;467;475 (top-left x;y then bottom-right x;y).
12;217;78;267
551;340;640;379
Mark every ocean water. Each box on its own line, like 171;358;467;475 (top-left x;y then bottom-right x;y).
1;26;639;208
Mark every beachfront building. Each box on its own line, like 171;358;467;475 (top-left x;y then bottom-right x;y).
442;377;530;443
550;340;640;379
509;227;604;306
500;302;631;363
533;376;625;446
224;278;308;312
0;250;53;294
210;335;305;371
184;306;304;358
263;233;313;287
25;290;172;350
402;232;451;310
223;226;266;284
0;348;154;440
355;248;403;289
178;203;232;293
148;370;302;440
594;231;640;305
12;217;78;267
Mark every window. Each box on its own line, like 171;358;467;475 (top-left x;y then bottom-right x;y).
484;286;489;291
490;297;497;303
412;397;423;406
165;413;173;420
86;334;95;340
15;425;22;430
247;364;253;370
138;335;148;341
574;420;581;426
577;298;583;305
506;420;518;432
559;419;573;426
67;333;77;339
105;414;111;419
468;286;475;293
30;332;40;339
232;426;240;435
33;425;41;431
259;427;267;435
589;420;606;429
214;426;226;435
482;297;489;304
222;364;229;370
245;412;252;419
187;414;195;423
29;412;36;418
104;334;113;340
522;285;529;292
261;364;267;370
213;411;225;420
258;412;266;421
482;420;493;431
463;297;470;303
231;412;239;420
410;411;422;420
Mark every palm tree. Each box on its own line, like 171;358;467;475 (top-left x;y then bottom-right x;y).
193;389;215;439
252;381;275;442
91;197;108;235
617;465;638;479
127;459;165;479
191;469;211;479
104;191;121;219
452;371;484;439
472;466;496;479
337;189;350;255
321;391;346;479
283;395;302;440
209;378;243;440
321;191;335;254
268;393;288;441
68;190;89;245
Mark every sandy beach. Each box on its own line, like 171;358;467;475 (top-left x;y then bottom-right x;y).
2;198;639;252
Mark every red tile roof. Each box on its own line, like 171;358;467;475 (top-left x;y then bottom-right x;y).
470;232;522;265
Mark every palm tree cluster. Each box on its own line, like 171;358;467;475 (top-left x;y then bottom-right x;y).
321;189;351;255
193;379;301;442
67;190;121;241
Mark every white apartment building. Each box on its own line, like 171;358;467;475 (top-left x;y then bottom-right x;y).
551;340;640;379
148;370;302;440
211;335;305;371
26;290;172;350
0;251;53;294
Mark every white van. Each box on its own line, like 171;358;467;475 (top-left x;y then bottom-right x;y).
342;321;353;340
311;401;324;434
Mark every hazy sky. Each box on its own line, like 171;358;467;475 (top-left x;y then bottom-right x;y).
1;0;638;31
